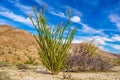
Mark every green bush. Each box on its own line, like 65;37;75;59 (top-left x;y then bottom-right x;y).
29;7;76;74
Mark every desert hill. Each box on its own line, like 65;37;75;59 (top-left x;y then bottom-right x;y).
112;54;120;59
0;25;119;64
0;25;38;49
0;25;39;64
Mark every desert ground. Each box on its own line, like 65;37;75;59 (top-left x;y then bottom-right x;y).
0;65;120;80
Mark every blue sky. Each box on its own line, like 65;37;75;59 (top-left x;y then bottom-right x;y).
0;0;120;53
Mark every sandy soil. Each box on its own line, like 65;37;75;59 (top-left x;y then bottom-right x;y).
0;66;120;80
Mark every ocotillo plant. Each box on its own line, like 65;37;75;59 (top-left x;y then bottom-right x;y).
29;7;76;74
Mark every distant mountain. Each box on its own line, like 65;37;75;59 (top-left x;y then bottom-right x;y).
100;51;119;59
112;54;120;59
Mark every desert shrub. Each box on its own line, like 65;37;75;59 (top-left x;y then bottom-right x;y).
0;61;11;67
25;56;39;65
89;56;113;71
0;72;12;80
113;59;120;66
65;41;113;72
29;7;76;74
25;56;35;64
62;72;79;80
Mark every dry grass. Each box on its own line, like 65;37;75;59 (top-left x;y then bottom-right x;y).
0;71;12;80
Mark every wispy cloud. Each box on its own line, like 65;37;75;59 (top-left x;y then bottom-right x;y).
0;5;11;12
78;23;104;35
35;0;68;19
111;34;120;41
15;3;33;15
109;13;120;30
35;0;83;25
8;0;33;15
72;33;120;53
111;45;120;50
0;11;32;26
0;1;35;27
65;6;82;17
49;11;66;18
35;0;47;6
73;35;113;45
72;39;83;43
72;34;120;52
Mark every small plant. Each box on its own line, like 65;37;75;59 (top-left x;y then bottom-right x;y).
0;72;12;80
25;56;35;64
0;61;10;67
113;59;120;66
62;72;79;80
16;63;30;70
29;7;76;74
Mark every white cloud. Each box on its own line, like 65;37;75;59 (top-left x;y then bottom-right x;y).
15;2;33;15
73;35;113;45
111;34;120;41
72;39;83;43
35;0;54;12
78;23;104;34
112;45;120;50
71;16;81;23
35;0;67;19
72;33;120;53
93;36;113;45
109;14;120;30
8;0;33;15
35;0;82;26
35;0;47;6
0;11;32;26
49;12;66;18
0;5;34;27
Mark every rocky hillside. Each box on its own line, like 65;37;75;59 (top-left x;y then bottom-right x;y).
112;54;120;59
0;25;38;49
0;25;39;64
